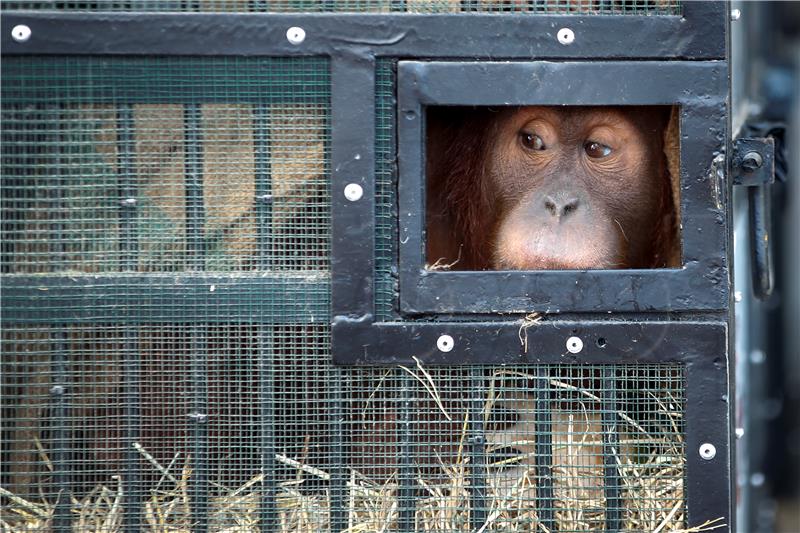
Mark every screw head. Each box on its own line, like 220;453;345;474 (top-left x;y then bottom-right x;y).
120;197;137;207
437;334;455;353
344;183;363;202
557;28;575;45
741;151;763;173
566;336;583;354
731;8;741;21
11;24;32;43
286;26;306;45
699;442;717;460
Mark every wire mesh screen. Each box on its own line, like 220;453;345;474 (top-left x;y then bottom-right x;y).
0;0;681;14
2;57;330;273
2;57;688;531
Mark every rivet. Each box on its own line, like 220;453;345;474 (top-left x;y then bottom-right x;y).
344;183;363;202
735;427;744;439
11;24;32;43
750;472;765;487
50;385;65;395
734;291;743;302
557;28;575;45
286;26;306;45
741;151;763;172
437;334;454;353
257;194;273;204
188;412;208;423
731;8;741;21
699;442;716;460
566;336;583;354
120;198;137;207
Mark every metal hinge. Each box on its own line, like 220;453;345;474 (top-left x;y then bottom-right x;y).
732;137;776;186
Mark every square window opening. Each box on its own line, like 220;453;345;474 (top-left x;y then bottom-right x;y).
424;105;682;272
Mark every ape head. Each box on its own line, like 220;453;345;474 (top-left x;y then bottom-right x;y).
426;106;680;271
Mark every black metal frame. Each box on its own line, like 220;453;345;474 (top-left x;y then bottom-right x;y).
1;2;734;532
397;60;728;315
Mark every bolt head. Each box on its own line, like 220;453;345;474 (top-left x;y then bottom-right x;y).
286;26;306;45
344;183;363;202
437;334;454;353
12;24;31;43
741;151;763;172
557;28;575;45
731;8;741;21
566;336;583;354
699;442;717;460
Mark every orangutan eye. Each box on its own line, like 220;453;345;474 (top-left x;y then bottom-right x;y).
584;141;612;158
520;132;546;151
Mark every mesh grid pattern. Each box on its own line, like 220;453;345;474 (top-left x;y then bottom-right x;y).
2;57;330;273
1;0;681;13
2;56;688;531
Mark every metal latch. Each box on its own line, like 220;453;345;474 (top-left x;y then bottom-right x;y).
732;137;777;300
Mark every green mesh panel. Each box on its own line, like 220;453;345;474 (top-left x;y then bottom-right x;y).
2;57;330;273
375;60;397;320
2;55;689;532
1;0;681;13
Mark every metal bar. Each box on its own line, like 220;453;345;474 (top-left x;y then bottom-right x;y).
534;372;555;532
1;274;329;323
397;372;415;532
469;368;488;530
331;320;728;366
184;103;208;533
50;329;71;533
254;103;272;271
330;53;375;321
328;367;348;532
184;103;205;271
117;103;143;533
0;11;726;59
49;104;71;533
601;368;622;532
257;329;276;532
684;358;733;529
253;102;277;532
748;185;774;299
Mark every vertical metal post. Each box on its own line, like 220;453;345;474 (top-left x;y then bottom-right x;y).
117;103;143;533
469;368;488;530
184;103;208;533
602;368;622;532
329;368;348;532
49;104;71;533
534;371;555;532
397;372;415;532
254;102;277;532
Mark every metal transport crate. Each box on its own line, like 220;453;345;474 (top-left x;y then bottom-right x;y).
1;2;737;532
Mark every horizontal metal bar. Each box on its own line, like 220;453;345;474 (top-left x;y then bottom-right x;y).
400;267;729;314
1;273;329;323
1;10;724;59
400;60;727;106
332;319;727;365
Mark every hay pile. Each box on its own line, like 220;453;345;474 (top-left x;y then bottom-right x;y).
1;371;725;533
